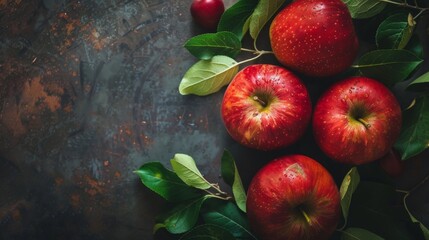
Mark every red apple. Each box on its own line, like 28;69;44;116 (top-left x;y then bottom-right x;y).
313;76;402;165
247;154;341;240
221;64;312;151
379;149;405;178
190;0;224;31
269;0;359;77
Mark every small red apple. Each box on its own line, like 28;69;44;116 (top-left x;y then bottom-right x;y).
247;154;341;240
313;76;402;165
221;64;312;151
190;0;224;31
379;149;405;178
269;0;359;77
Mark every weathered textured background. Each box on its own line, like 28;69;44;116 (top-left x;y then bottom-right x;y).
0;0;428;239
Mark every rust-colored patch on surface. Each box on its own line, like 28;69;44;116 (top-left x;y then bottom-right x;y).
83;175;106;197
21;76;62;112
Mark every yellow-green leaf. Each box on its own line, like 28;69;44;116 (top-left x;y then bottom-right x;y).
249;0;287;39
179;55;238;96
221;149;247;212
171;153;211;190
340;167;360;222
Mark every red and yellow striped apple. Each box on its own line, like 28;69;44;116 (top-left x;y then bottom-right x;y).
221;64;312;151
269;0;359;77
313;76;402;165
246;154;341;240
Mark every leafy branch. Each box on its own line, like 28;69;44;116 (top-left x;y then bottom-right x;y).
135;150;248;236
178;0;283;96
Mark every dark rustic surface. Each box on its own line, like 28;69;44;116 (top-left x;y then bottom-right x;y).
0;1;428;240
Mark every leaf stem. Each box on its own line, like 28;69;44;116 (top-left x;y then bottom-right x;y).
237;50;273;66
413;9;426;20
241;48;257;53
253;38;260;52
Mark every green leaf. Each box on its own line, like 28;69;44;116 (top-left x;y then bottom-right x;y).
155;195;213;234
341;227;385;240
395;96;429;160
348;181;422;240
202;200;257;240
217;0;259;40
340;167;360;223
354;49;423;86
170;154;212;190
179;55;239;96
221;150;247;212
342;0;387;19
407;71;429;92
184;32;242;60
134;162;202;202
179;224;236;240
249;0;287;39
376;13;415;49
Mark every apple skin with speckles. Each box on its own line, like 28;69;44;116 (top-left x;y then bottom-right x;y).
313;77;402;165
246;154;341;240
221;64;312;151
269;0;359;77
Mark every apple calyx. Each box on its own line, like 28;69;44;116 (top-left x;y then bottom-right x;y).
349;104;371;129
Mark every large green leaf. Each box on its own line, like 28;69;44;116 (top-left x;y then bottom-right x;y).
249;0;287;40
221;149;247;212
348;181;423;240
180;224;236;240
170;154;212;190
340;167;360;223
376;13;415;49
184;32;241;60
342;0;387;19
154;195;213;234
217;0;259;40
134;162;202;202
341;228;385;240
202;201;257;240
395;96;429;160
354;49;423;86
407;71;429;92
179;55;239;96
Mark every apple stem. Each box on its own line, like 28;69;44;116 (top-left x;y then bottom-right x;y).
300;209;312;225
253;96;267;107
357;118;371;129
